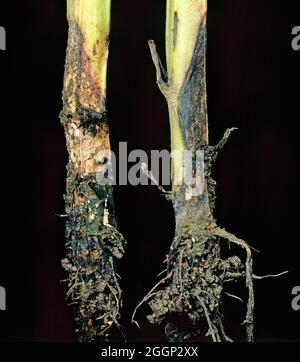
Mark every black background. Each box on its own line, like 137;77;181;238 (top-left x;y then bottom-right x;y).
0;0;299;342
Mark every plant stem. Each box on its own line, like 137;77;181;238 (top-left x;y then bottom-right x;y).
60;0;125;342
143;0;255;342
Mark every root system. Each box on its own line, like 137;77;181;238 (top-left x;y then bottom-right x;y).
62;166;125;342
132;129;256;342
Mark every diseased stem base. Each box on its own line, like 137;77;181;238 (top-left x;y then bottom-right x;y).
147;218;253;342
61;3;124;341
62;165;125;342
60;113;126;342
132;130;255;342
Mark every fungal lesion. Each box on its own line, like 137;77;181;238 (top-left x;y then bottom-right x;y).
64;116;111;177
61;0;124;341
65;1;110;112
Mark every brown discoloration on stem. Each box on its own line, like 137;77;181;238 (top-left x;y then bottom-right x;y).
65;119;110;176
80;44;106;111
135;0;256;343
178;17;208;151
63;21;106;115
62;16;110;178
173;11;178;49
60;0;124;342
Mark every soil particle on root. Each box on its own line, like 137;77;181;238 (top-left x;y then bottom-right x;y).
132;130;255;342
62;165;125;342
146;236;246;342
132;224;254;342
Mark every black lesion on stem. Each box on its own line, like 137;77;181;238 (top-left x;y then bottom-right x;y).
178;20;208;151
77;108;107;136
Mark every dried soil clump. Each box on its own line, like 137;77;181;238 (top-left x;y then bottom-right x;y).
132;132;255;342
62;167;125;342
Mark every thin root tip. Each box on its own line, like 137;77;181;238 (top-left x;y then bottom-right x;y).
131;320;141;329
